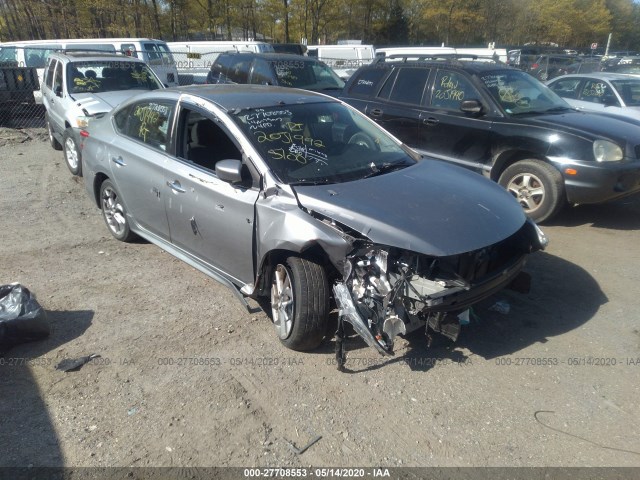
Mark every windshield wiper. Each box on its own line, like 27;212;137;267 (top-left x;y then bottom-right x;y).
289;179;337;186
362;161;412;179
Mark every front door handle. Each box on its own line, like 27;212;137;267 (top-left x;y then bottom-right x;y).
369;108;383;118
111;156;126;166
166;180;186;193
422;117;439;126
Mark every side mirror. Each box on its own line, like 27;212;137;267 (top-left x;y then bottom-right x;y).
460;99;483;115
603;96;618;107
55;85;62;97
216;159;243;184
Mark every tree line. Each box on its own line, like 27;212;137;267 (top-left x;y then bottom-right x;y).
1;0;639;51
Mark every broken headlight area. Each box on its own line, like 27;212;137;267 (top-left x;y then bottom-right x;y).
333;223;541;359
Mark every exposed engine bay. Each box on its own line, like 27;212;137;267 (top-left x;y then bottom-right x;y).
332;223;542;364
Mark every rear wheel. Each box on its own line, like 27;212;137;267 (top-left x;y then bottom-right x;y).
270;256;329;351
498;159;565;223
46;114;62;150
63;128;82;176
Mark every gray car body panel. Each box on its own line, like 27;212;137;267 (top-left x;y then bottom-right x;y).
292;160;527;257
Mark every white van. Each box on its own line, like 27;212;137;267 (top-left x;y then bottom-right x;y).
0;38;179;102
375;46;507;63
167;41;275;84
306;44;375;79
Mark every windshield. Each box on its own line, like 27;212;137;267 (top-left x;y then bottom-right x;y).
231;102;416;185
480;70;572;114
611;79;640;106
273;59;345;90
0;47;17;64
66;61;163;94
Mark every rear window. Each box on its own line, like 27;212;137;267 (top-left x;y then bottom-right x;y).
611;79;640;106
347;68;387;96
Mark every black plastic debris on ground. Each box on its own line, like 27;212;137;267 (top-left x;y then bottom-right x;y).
55;354;100;372
0;283;49;355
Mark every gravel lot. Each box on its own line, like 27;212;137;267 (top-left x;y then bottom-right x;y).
1;129;639;470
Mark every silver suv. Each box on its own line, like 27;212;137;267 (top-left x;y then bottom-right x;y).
42;51;164;176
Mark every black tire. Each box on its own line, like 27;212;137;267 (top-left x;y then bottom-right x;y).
63;128;82;176
498;159;565;223
99;180;137;242
46;113;62;151
348;132;379;150
270;256;329;351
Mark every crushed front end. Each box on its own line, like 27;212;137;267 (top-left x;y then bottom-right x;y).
333;219;547;361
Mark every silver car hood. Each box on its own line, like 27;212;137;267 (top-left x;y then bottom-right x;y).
71;91;141;115
293;160;527;257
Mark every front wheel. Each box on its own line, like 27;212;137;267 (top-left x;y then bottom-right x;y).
63;128;82;176
99;180;137;242
270;256;329;351
498;159;565;223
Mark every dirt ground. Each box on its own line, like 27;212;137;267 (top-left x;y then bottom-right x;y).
1;128;639;470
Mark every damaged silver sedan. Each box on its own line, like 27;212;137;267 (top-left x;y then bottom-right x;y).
81;85;547;360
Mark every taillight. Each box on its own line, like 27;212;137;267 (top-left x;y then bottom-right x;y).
531;63;539;69
80;130;89;138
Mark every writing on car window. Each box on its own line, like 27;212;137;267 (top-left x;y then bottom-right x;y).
130;102;172;150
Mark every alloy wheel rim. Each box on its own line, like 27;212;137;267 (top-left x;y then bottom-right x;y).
101;187;126;236
271;265;294;339
65;137;78;170
506;173;545;213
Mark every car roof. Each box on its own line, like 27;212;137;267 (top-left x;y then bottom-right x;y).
135;84;338;111
371;58;517;75
549;72;640;81
218;51;318;62
51;52;146;63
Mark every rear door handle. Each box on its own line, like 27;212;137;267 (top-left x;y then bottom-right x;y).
369;108;383;118
111;156;126;167
422;117;439;126
166;180;186;193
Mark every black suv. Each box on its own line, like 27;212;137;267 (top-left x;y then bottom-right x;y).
206;52;344;94
340;57;640;222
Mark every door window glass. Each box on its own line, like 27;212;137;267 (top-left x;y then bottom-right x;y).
45;59;57;88
580;79;618;106
431;70;479;110
121;100;176;152
53;61;63;93
548;77;581;99
387;68;430;105
347;68;387;97
179;108;242;172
